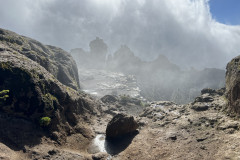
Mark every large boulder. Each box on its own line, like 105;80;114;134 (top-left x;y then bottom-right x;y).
0;28;80;90
226;56;240;114
106;113;139;138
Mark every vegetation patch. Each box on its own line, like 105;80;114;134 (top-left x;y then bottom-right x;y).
39;117;51;126
0;89;9;101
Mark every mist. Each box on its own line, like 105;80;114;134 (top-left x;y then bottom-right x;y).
0;0;237;103
1;0;240;69
70;37;225;104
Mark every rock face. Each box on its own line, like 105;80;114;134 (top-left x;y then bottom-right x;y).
226;56;240;114
0;29;99;148
106;113;139;138
70;37;107;69
0;28;80;90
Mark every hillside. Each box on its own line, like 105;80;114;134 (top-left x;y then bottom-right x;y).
0;28;101;159
1;28;240;160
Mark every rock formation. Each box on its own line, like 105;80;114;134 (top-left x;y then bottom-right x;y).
0;28;80;90
0;28;100;149
226;56;240;114
106;113;139;138
70;37;107;69
89;37;108;64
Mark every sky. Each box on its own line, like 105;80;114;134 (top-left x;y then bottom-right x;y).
209;0;240;25
0;0;240;69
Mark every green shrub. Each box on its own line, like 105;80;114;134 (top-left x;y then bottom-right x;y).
39;117;51;126
0;90;9;102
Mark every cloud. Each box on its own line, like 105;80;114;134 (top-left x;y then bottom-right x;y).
0;0;240;69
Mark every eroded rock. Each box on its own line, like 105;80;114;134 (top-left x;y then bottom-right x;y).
0;33;99;148
0;28;80;90
106;113;139;138
226;56;240;114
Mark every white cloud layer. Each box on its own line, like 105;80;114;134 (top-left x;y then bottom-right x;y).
0;0;240;69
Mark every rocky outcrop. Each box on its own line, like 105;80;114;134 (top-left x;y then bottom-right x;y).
89;37;108;64
226;56;240;114
0;35;100;148
106;113;139;138
0;28;80;90
70;37;107;69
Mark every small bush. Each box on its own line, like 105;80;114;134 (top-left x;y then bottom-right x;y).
0;90;9;102
39;117;51;126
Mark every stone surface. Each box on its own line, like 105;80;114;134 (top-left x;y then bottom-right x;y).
226;55;240;114
92;152;109;160
106;113;139;138
191;103;209;111
0;28;80;90
0;31;99;148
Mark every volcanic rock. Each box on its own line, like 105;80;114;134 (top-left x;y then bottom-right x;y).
0;29;99;147
0;28;80;90
106;113;139;138
226;56;240;114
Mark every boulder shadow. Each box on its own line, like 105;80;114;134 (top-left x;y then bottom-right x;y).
104;130;139;155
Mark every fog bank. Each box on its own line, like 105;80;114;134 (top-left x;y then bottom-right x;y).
1;0;240;69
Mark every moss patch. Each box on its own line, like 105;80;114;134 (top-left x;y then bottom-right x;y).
0;89;9;104
39;116;51;126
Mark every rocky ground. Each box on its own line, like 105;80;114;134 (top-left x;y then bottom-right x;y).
2;88;240;160
88;89;240;160
1;28;240;160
